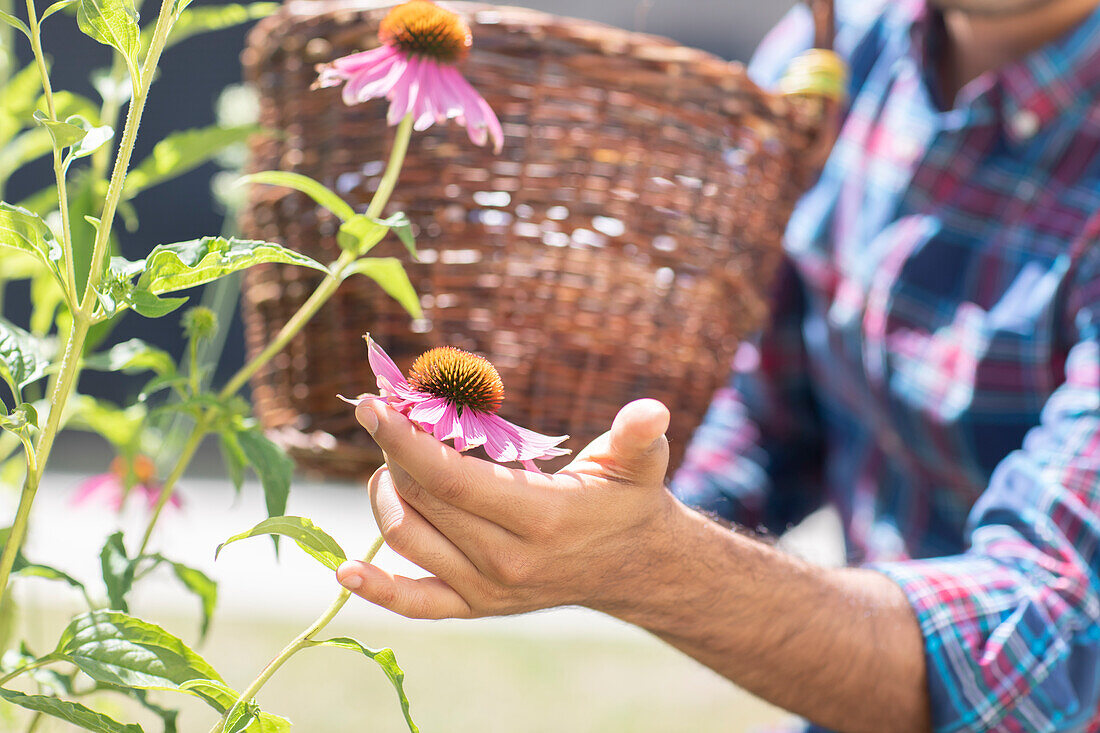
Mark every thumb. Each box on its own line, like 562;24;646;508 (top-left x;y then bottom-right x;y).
607;399;670;483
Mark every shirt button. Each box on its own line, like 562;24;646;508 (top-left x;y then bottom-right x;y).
1011;109;1040;140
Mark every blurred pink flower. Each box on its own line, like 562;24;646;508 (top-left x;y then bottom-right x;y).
314;0;503;152
343;336;569;471
73;455;182;512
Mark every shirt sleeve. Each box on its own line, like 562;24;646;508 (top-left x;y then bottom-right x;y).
670;259;827;533
870;242;1100;732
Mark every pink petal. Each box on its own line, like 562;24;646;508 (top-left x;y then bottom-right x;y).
407;396;451;430
386;54;422;125
367;337;411;391
140;483;182;510
342;53;405;106
457;408;489;451
72;474;121;507
433;402;464;443
331;44;399;74
479;413;522;463
412;60;443;132
445;68;503;152
480;412;569;463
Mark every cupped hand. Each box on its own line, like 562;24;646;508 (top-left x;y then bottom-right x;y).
336;398;685;619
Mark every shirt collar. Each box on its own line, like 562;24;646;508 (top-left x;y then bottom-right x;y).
891;0;1100;140
997;3;1100;144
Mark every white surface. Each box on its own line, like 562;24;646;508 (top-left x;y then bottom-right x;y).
14;470;844;640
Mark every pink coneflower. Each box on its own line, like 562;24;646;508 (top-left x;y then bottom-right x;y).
344;337;569;471
314;0;504;153
73;455;182;511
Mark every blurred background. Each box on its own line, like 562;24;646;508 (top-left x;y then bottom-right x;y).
0;2;855;732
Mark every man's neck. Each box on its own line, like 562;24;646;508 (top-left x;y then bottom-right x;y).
936;0;1100;105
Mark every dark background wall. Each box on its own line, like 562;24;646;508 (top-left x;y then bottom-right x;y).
3;0;795;402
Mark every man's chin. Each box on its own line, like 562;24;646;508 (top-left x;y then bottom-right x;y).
928;0;1061;15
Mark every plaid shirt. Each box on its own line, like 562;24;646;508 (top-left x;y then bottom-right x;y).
670;1;1100;730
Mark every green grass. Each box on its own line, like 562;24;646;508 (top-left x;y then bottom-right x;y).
8;604;789;732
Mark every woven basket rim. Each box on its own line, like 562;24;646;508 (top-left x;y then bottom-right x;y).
274;0;766;94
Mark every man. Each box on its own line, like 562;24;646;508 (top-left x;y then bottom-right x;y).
336;0;1100;729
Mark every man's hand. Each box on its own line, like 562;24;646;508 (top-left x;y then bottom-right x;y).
336;398;686;619
337;398;931;732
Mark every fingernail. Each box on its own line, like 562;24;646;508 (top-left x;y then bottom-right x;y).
358;405;379;434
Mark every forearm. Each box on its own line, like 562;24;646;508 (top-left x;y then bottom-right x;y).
605;499;931;733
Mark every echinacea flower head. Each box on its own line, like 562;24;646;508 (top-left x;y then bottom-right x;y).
314;0;503;152
344;336;569;471
73;455;182;512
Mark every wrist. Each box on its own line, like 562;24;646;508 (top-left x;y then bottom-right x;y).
587;491;718;629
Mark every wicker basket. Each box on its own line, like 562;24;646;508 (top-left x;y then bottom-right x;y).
239;0;838;478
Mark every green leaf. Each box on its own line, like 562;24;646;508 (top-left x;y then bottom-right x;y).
68;397;146;449
235;429;293;525
376;211;416;257
100;532;134;613
240;171;355;222
312;637;418;732
0;202;64;273
0;403;38;437
131;289;189;318
0;9;31;39
54;610;230;712
14;561;86;595
216;516;346;572
135;236;326;295
143;555;217;640
337;215;387;256
0;317;51;395
76;0;139;62
0;128;54;183
95;685;178;733
343;258;422;319
0;63;47;122
124;125;258;198
41;0;78;22
0;687;144;733
161;3;277;49
33;109;87;150
218;432;246;496
176;679;237;712
84;338;175;377
2;642;75;697
69;117;115;160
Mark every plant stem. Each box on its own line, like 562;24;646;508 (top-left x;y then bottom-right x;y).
79;0;175;314
0;656;58;687
0;317;87;614
365;114;413;219
0;0;180;612
24;0;78;301
219;113;415;398
136;115;416;550
135;423;204;556
212;536;385;733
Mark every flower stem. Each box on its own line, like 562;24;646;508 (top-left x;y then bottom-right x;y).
134;424;205;556
0;656;59;687
211;536;385;733
0;0;179;612
24;0;78;301
135;114;416;552
79;0;175;314
0;317;87;614
366;114;413;219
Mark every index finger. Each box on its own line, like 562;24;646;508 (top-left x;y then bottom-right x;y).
357;399;559;527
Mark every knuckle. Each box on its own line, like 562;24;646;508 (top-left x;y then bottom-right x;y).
381;515;414;553
431;471;466;504
491;552;538;588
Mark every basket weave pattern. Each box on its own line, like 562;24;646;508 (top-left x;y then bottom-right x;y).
240;1;834;477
